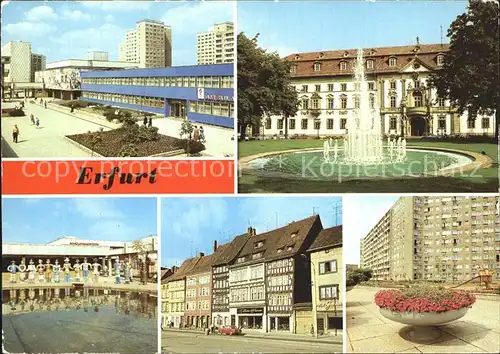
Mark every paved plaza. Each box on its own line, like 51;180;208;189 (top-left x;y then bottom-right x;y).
1;100;234;158
162;330;341;353
347;286;500;353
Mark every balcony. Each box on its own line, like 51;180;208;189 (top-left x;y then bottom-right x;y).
406;106;428;115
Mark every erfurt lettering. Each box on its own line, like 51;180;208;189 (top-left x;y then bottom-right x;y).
77;167;157;190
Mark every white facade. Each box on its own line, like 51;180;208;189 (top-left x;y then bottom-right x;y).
197;22;234;65
88;51;109;61
119;19;172;68
2;41;32;83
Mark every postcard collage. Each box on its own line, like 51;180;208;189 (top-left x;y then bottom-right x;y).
1;1;499;354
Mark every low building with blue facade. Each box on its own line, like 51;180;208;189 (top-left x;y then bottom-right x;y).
80;63;234;128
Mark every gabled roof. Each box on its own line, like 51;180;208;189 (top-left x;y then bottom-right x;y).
187;254;214;275
231;215;322;267
167;257;199;282
285;43;449;78
307;225;342;252
213;233;251;266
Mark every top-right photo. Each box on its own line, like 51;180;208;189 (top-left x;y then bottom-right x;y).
237;0;498;194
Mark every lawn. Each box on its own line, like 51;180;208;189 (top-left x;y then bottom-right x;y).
238;139;498;193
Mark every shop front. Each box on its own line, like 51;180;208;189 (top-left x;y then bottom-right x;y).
236;307;265;330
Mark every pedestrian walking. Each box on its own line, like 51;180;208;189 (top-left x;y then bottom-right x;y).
199;126;205;143
193;126;200;141
143;116;148;125
12;125;19;143
35;118;40;129
148;117;153;127
44;101;47;109
30;114;35;125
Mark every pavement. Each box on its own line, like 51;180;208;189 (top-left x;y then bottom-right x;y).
347;286;500;353
162;330;342;353
1;99;235;158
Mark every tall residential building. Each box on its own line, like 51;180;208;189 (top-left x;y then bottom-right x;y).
30;53;46;82
197;22;234;65
119;19;172;68
360;196;500;283
2;41;33;83
248;41;495;137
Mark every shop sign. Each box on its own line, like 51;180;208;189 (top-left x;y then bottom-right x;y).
237;308;263;314
70;242;100;246
197;88;205;99
205;94;234;102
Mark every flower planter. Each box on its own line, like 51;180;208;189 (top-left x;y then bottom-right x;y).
379;307;468;326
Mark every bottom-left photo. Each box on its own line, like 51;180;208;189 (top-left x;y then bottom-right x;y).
1;197;159;354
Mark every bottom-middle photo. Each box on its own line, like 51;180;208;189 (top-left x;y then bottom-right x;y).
160;196;343;353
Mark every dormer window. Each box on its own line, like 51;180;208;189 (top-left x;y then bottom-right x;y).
277;248;284;253
287;245;294;251
366;59;374;69
236;257;245;263
290;65;296;74
318;52;324;59
314;62;321;72
291;232;297;238
294;55;300;60
340;61;347;70
437;55;444;66
369;50;376;56
343;51;349;57
252;252;262;260
388;57;397;67
254;241;264;249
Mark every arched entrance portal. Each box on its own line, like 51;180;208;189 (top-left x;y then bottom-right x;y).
410;115;427;136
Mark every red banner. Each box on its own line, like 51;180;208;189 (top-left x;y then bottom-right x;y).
1;159;235;194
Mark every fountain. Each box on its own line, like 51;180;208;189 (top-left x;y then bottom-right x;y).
323;49;406;165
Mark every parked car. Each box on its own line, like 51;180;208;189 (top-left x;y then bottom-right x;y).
219;326;241;336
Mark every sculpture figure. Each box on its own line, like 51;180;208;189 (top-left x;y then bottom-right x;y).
18;259;27;282
7;260;20;283
45;259;53;283
36;259;45;283
27;259;36;283
124;259;132;284
81;257;91;282
52;259;61;283
114;259;122;284
91;259;101;284
73;259;82;282
63;257;72;283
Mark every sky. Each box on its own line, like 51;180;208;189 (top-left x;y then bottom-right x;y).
343;195;399;265
1;0;234;65
161;196;342;267
2;197;157;244
238;1;468;56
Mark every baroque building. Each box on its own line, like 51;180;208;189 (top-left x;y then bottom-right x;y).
360;196;500;283
257;41;495;137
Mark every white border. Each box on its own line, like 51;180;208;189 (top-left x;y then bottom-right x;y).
233;0;239;195
157;196;162;354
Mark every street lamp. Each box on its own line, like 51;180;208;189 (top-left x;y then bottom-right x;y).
301;254;318;339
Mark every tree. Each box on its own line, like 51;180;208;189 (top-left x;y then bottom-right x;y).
238;33;299;139
429;0;499;138
347;267;373;287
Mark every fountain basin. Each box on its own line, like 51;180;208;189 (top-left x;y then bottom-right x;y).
379;307;468;326
243;147;476;180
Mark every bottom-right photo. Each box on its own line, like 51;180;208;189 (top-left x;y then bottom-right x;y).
344;195;500;354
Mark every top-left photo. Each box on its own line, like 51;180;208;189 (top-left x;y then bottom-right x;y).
1;1;235;159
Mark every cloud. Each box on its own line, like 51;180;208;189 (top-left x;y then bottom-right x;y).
164;198;228;242
161;1;234;34
22;198;41;205
80;1;152;12
3;22;56;37
61;9;91;21
72;198;124;219
105;14;115;23
25;5;58;21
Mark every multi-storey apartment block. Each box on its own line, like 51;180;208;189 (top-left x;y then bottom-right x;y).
211;235;249;327
361;196;500;282
1;41;45;83
307;226;343;335
184;253;214;328
197;22;234;65
249;41;494;137
119;19;172;68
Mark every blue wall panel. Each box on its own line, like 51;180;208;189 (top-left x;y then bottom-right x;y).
80;63;233;78
81;84;234;102
189;112;234;129
80;97;164;115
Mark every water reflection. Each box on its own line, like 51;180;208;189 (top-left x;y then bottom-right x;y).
2;287;157;320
